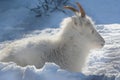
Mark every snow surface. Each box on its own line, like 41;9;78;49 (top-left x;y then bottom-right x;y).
0;0;120;80
0;24;120;80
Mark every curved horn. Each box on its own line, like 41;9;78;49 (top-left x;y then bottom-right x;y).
76;2;86;17
64;6;79;12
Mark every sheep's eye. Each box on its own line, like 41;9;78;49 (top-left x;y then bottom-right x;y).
91;30;94;34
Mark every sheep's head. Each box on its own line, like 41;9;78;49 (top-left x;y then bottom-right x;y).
64;2;105;49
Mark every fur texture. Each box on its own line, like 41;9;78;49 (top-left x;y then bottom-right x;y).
0;15;105;72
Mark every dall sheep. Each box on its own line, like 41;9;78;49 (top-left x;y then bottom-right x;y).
0;2;105;72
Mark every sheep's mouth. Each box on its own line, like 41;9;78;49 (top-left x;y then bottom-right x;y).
95;43;105;49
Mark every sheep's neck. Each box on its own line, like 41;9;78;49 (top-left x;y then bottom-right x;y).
55;26;90;71
57;38;89;72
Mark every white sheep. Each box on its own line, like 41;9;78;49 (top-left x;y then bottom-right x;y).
0;2;105;72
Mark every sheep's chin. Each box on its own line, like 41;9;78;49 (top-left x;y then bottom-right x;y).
91;43;104;49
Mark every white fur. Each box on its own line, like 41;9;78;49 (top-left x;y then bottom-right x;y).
0;14;105;72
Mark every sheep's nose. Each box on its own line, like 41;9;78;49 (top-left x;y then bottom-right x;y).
101;40;105;47
101;43;104;47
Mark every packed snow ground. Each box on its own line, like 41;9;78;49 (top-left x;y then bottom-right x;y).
0;0;120;80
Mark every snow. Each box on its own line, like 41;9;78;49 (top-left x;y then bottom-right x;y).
0;62;86;80
85;24;120;76
0;24;120;80
0;0;120;80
